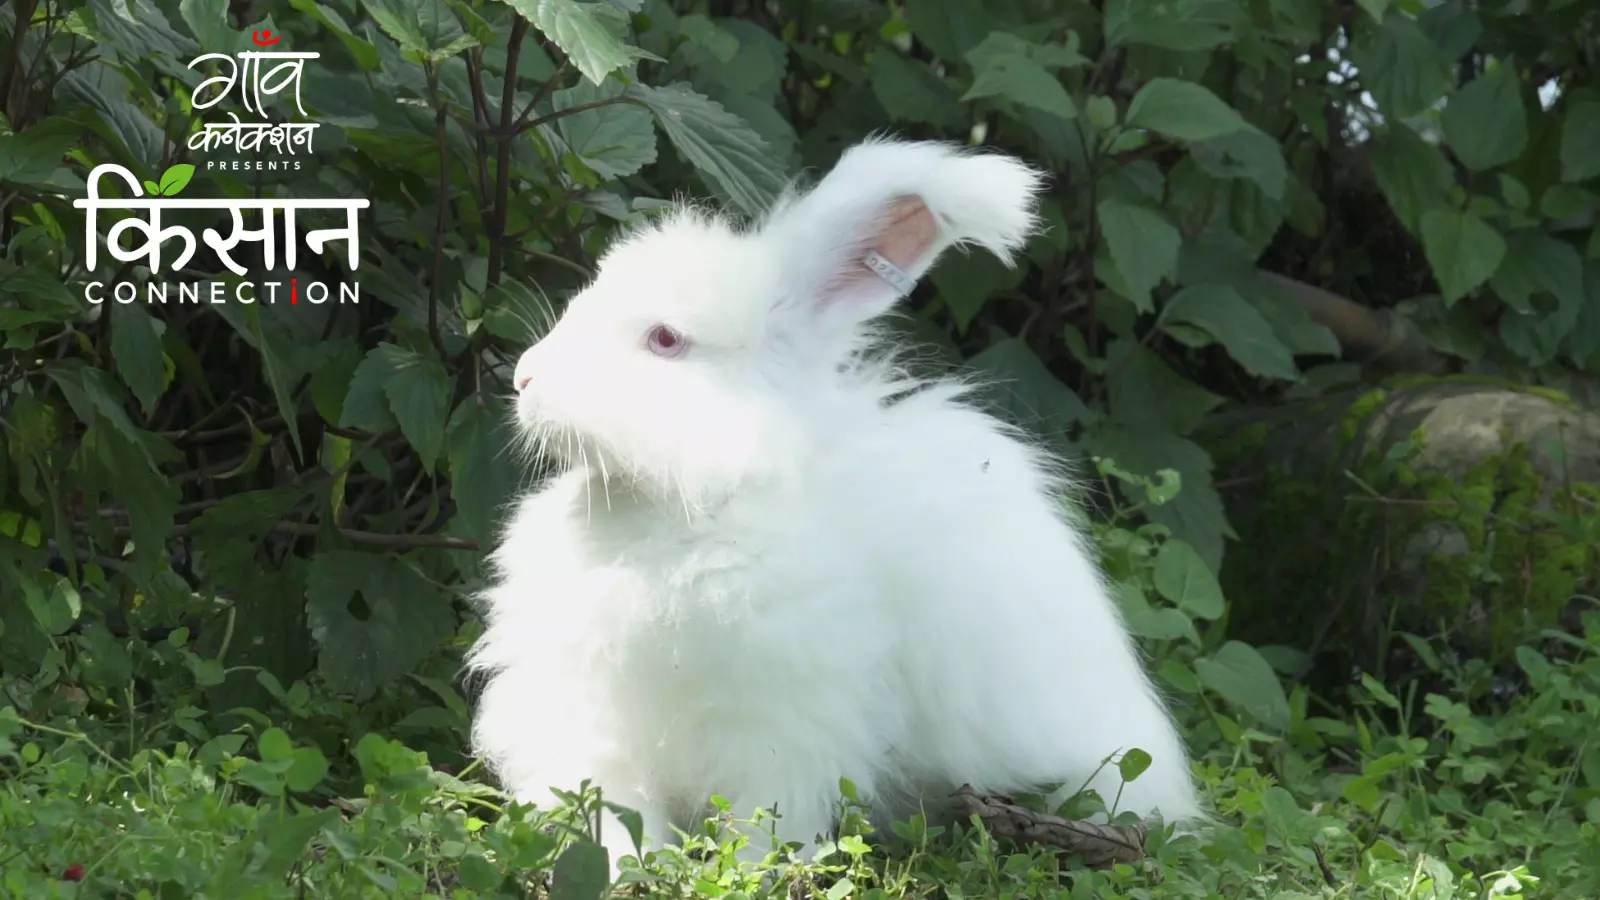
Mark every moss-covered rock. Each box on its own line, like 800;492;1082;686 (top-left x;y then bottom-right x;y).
1210;377;1600;681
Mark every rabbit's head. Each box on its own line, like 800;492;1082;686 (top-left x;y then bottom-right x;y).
510;137;1045;505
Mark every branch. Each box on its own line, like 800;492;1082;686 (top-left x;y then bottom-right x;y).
948;785;1148;868
486;16;530;290
426;102;452;362
1257;271;1445;374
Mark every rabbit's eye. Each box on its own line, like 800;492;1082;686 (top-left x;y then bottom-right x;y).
646;324;688;358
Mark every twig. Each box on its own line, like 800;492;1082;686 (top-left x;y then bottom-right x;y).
947;785;1148;868
426;102;452;362
486;17;530;290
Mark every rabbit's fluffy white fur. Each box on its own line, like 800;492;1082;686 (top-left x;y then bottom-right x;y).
467;138;1203;869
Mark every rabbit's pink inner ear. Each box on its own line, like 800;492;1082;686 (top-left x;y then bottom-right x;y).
871;195;940;272
817;195;940;311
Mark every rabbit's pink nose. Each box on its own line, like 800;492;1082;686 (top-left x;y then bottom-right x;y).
516;374;532;392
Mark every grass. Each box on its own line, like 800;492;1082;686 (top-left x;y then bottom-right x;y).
1;608;1597;899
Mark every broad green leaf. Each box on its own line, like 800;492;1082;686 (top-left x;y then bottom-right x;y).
1194;641;1292;731
904;0;995;64
483;280;553;345
869;52;967;130
554;78;657;180
929;250;1027;333
1368;124;1455;234
508;0;632;85
1162;284;1299;380
1153;539;1225;619
628;82;788;215
339;344;405;434
1417;0;1481;60
214;303;305;456
1106;340;1223;436
1236;276;1342;357
1189;127;1287;200
1096;198;1182;312
1441;62;1528;172
551;838;610;900
1105;0;1239;51
1117;748;1153;783
1420;208;1507;304
961;54;1076;121
1490;230;1586;315
177;0;233;51
965;31;1090;72
188;488;305;588
305;552;456;701
1087;423;1231;570
378;346;453;471
109;303;170;416
257;809;340;880
1496;233;1586;365
1125;78;1248;143
447;396;519;546
1561;101;1600;184
1354;14;1452;119
288;0;381;69
84;424;180;584
966;338;1096;447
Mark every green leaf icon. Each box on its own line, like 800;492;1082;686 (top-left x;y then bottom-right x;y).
142;180;161;195
157;163;196;197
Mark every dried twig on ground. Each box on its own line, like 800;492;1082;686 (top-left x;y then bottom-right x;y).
948;785;1148;868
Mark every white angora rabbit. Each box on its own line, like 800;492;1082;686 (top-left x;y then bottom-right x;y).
467;138;1203;869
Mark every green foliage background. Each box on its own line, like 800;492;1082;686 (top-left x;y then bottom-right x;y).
0;0;1598;896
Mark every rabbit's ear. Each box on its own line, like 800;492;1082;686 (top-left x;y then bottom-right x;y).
760;138;1045;343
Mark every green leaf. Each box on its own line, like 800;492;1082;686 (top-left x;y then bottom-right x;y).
904;0;995;64
379;346;453;471
213;303;305;456
1561;101;1600;184
108;303;169;416
929;250;1027;333
1354;14;1452;119
553;78;657;180
551;838;610;900
286;746;330;792
338;344;407;434
1490;231;1586;315
966;338;1095;449
1153;539;1225;619
1117;748;1153;783
965;31;1090;72
288;0;381;69
1368;124;1455;234
305;552;456;701
628;83;788;215
1105;340;1223;436
1105;0;1240;51
1189;127;1287;201
157;163;195;197
1441;62;1528;172
1194;641;1292;731
1420;208;1507;304
446;396;519;546
961;54;1077;120
457;853;504;892
1162;284;1300;380
508;0;632;85
258;727;293;762
1125;78;1249;143
1087;423;1231;570
257;809;340;880
868;52;967;130
1096;199;1182;312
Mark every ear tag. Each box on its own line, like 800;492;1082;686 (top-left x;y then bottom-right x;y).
863;250;917;297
